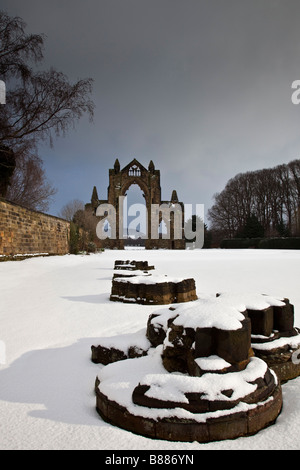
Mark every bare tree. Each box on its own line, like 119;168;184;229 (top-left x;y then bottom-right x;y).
0;68;94;151
208;159;300;238
6;151;56;212
59;200;99;252
289;159;300;204
58;199;85;221
73;208;98;240
0;10;94;209
0;11;44;80
0;145;15;197
288;159;300;235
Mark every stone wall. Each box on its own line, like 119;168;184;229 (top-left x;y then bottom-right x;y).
0;198;70;256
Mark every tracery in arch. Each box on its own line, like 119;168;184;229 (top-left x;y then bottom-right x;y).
128;165;141;177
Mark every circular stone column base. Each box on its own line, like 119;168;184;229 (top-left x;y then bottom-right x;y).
110;276;197;305
95;382;282;443
95;352;283;443
252;328;300;383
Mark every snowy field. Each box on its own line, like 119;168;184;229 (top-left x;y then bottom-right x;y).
1;248;300;450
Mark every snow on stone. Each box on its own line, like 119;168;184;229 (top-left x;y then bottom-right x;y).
217;292;285;310
113;269;152;277
150;307;178;330
94;328;150;353
114;274;185;284
195;355;231;371
1;249;300;449
252;333;300;351
140;355;269;404
164;297;246;330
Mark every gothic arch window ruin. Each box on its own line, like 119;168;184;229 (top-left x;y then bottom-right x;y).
123;183;147;243
85;158;185;249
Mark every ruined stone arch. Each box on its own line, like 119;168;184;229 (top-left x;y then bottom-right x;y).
121;177;149;205
121;179;148;240
85;158;185;249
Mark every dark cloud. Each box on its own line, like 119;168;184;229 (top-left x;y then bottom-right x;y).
2;0;300;219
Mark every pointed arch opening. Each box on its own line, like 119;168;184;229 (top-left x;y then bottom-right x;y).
122;184;147;246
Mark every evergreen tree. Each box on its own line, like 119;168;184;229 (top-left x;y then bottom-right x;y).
238;214;264;239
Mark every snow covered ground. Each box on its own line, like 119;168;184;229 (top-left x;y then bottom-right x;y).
1;248;300;450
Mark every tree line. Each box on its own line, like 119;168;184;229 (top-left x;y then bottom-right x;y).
208;159;300;239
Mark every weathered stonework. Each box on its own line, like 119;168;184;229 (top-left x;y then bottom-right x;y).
93;294;286;443
95;376;282;443
113;260;155;278
0;198;70;257
91;343;149;365
114;260;155;271
85;159;185;249
250;301;300;383
162;316;252;376
217;293;300;383
91;328;151;364
110;276;198;305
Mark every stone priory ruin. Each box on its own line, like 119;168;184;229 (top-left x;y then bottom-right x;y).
84;159;185;250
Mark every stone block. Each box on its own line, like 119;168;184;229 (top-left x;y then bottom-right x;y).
194;327;213;358
273;299;294;333
146;313;168;347
247;306;274;336
215;318;251;364
91;345;127;364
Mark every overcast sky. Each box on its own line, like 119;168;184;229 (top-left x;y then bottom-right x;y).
2;0;300;223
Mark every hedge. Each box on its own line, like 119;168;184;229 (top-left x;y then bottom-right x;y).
220;238;263;249
220;238;300;249
257;238;300;249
